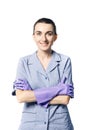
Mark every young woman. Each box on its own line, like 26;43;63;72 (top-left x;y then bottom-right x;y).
12;18;74;130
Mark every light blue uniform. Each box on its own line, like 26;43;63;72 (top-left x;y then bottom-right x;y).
15;50;74;130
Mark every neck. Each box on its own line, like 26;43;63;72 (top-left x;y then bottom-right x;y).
37;50;52;59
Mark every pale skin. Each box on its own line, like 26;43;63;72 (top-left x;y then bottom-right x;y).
16;23;70;105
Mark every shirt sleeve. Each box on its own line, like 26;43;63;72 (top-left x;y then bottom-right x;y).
15;58;27;80
61;57;74;85
12;58;28;95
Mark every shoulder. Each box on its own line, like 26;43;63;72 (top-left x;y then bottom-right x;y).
53;50;71;63
18;52;35;64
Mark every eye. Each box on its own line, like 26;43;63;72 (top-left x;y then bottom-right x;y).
35;32;42;36
46;31;54;36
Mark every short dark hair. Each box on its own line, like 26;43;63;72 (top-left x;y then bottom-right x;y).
33;18;57;35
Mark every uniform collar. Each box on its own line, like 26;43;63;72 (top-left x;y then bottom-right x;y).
46;50;61;72
27;50;61;74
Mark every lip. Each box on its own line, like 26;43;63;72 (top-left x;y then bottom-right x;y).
40;42;49;47
40;41;49;44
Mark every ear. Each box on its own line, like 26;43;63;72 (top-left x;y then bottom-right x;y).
53;35;58;41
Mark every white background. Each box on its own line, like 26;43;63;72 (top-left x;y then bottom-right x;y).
0;0;87;129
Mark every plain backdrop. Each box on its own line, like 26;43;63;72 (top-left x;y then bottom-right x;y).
0;0;87;129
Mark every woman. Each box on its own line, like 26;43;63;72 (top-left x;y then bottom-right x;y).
12;18;74;130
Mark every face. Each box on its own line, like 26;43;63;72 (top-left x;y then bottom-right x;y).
33;23;57;52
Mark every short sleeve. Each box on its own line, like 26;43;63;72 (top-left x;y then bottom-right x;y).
15;58;27;80
12;58;27;95
62;57;74;86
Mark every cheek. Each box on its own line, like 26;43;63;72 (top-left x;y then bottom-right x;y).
48;37;54;43
34;37;40;42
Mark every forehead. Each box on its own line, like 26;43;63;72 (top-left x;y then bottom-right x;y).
34;23;54;32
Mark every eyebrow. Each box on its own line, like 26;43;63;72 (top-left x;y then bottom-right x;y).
34;31;54;34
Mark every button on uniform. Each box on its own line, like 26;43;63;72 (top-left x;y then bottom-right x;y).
44;121;47;124
45;76;48;79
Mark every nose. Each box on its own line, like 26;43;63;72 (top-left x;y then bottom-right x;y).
41;34;47;41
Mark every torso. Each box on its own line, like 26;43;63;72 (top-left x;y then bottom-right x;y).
17;50;74;130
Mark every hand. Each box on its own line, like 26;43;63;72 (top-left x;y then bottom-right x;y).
13;79;32;90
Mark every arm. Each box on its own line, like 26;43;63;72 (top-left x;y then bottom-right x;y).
13;76;73;107
49;95;70;105
13;76;73;106
34;82;73;106
16;90;36;103
16;90;70;105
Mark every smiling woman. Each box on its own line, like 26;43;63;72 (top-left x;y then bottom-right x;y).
12;18;74;130
33;23;57;53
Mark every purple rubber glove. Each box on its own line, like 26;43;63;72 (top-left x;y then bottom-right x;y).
12;79;32;95
34;82;74;108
